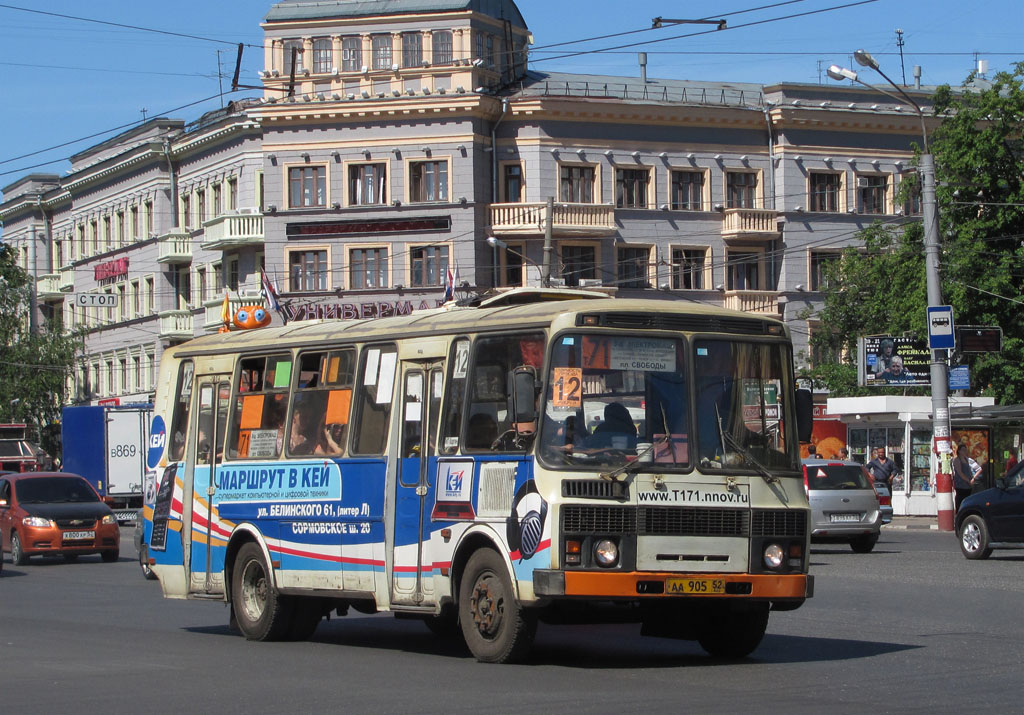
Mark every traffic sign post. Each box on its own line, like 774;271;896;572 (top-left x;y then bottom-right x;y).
927;305;955;350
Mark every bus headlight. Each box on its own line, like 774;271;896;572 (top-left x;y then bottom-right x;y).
594;539;619;567
763;543;784;569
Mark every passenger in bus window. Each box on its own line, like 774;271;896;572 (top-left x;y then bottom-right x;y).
590;403;638;450
289;403;319;455
317;422;347;455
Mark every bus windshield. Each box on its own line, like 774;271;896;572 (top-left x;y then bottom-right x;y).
540;334;690;469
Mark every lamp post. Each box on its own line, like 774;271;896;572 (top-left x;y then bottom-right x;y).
487;236;544;287
828;52;954;531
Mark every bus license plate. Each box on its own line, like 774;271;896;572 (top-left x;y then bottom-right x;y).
666;578;725;595
63;530;94;541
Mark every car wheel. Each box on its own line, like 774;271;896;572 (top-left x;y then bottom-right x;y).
458;548;536;663
231;542;294;641
850;534;879;553
11;532;28;565
101;549;119;563
139;544;157;580
697;603;770;658
959;515;993;560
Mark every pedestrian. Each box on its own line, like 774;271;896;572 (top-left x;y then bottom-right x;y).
839;446;850;461
867;447;896;487
952;444;976;511
1005;447;1019;476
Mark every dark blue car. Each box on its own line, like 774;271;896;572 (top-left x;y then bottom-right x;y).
956;460;1024;559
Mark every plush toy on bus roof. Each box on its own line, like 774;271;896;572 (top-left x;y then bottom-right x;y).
232;305;272;330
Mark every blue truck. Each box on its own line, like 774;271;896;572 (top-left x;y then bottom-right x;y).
61;404;152;523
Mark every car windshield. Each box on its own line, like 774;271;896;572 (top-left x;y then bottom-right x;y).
805;464;872;490
539;334;690;470
15;477;99;504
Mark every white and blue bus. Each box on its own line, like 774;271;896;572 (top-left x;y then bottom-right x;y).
141;289;814;662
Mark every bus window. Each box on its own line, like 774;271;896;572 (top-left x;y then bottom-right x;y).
464;333;544;453
351;345;397;455
227;354;291;459
290;349;355;457
167;360;194;462
439;338;469;454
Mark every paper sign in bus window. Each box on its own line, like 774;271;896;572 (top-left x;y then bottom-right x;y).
247;429;279;458
552;368;583;408
582;336;610;370
377;351;397;404
326;389;351;424
609;338;676;372
240;394;265;430
272;360;292;388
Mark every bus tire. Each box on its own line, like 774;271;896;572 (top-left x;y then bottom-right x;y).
232;542;293;641
458;548;536;663
696;602;769;659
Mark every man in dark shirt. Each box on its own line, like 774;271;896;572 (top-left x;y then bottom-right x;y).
867;447;896;486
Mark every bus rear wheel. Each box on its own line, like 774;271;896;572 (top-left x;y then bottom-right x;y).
696;602;770;659
458;549;536;663
232;542;293;641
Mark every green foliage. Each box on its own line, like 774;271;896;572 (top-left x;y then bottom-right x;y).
809;63;1024;404
0;243;84;441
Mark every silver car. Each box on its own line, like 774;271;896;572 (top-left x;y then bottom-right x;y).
802;459;883;553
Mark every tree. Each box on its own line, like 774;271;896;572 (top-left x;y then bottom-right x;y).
0;243;84;452
807;63;1024;404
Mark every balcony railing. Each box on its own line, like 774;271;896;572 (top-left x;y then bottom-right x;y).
37;273;62;300
723;290;781;315
721;208;781;239
59;266;75;292
203;292;264;332
156;230;193;264
201;212;265;250
489;202;617;236
158;310;194;340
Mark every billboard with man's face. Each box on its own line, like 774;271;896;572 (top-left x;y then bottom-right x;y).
859;336;930;387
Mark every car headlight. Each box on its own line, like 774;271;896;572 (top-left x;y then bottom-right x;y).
594;538;619;567
23;516;53;528
763;543;785;569
101;514;117;525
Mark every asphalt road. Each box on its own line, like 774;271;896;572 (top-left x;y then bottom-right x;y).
2;526;1021;714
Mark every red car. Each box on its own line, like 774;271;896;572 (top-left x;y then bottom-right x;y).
0;472;120;565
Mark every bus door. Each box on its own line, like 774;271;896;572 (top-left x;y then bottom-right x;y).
392;360;444;605
186;375;231;595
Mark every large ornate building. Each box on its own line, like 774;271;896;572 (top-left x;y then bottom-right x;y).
0;0;934;406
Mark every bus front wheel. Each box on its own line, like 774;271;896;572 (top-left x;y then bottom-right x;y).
458;549;536;663
696;602;769;659
232;542;293;641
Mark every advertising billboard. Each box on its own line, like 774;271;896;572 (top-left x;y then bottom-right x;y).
859;336;931;387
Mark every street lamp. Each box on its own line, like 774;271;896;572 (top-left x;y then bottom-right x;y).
829;52;954;531
486;236;545;287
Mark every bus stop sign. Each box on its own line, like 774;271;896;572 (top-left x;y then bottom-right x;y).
927;306;955;350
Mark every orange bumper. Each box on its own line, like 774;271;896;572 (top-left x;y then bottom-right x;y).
552;571;811;599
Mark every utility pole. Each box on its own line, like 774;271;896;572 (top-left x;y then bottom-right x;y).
896;29;907;86
217;49;225;108
541;197;553;287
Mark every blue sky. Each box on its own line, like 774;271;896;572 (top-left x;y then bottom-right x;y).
0;0;1020;189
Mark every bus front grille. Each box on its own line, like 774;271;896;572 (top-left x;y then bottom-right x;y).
640;506;748;536
751;509;807;537
562;505;806;538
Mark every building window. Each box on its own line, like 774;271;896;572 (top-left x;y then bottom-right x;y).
409;160;448;203
130;206;139;240
671;170;703;210
342;36;361;71
810;252;840;291
486;35;495;67
617;246;650;288
227;177;238;211
726;172;757;209
289;166;327;208
312;38;332;73
283;39;303;75
726;251;761;290
410;245;449;286
372;35;392;70
116;212;125;247
144;201;153;236
902;177;922;215
809;172;841;212
144;276;154;315
560;165;595;203
560;244;597;287
103;216;112;251
226;255;239;292
197;188;207;223
432;30;453;65
616;168;650;209
173;266;191;310
671;248;706;290
857;175;887;214
402;32;422;67
289;249;328;292
181;194;191;229
349;163;386;205
212;184;223;217
500;241;525;286
350;247;388;289
503;164;522;202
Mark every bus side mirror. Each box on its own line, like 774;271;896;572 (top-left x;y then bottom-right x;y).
511;366;538;425
795;388;813;443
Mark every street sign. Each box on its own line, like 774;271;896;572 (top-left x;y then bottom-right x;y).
957;326;1002;353
948;365;970;391
75;293;118;308
927;305;955;349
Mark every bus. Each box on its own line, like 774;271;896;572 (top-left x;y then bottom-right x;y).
141;289;814;663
